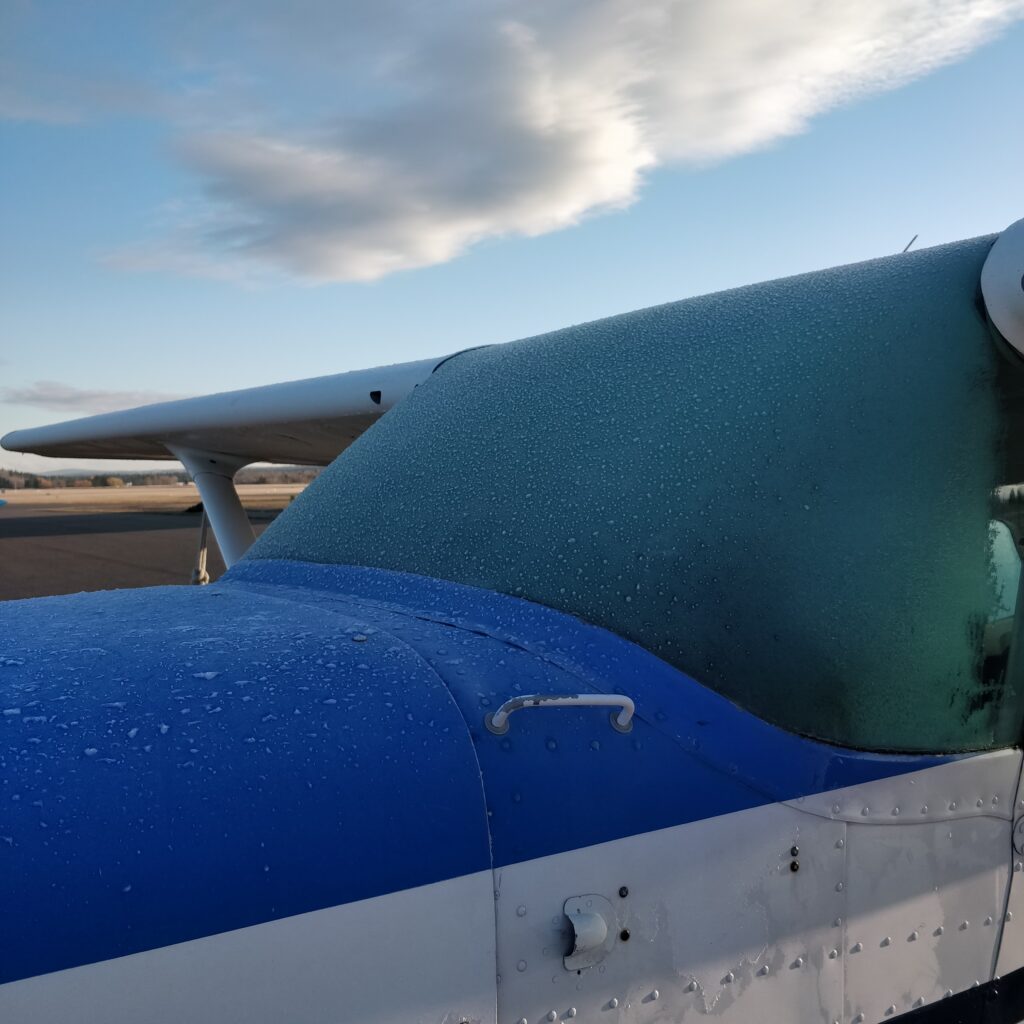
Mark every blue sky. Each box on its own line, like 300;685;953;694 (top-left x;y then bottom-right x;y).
1;1;1023;471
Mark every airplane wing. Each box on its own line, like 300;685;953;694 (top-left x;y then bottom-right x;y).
0;354;451;567
0;356;445;466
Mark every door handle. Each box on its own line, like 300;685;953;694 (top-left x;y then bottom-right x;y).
484;694;634;735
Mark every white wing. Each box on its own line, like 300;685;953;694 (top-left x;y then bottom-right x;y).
0;356;443;465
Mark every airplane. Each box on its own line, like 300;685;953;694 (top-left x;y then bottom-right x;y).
0;216;1022;1024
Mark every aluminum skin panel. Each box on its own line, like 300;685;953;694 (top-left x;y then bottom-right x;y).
0;871;497;1024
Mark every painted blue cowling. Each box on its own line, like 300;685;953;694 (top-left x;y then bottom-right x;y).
0;560;948;985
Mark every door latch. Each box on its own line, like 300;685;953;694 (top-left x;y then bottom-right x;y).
563;894;618;971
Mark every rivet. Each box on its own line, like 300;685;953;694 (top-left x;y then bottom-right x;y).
834;917;843;927
921;805;928;814
835;838;845;849
832;803;841;814
950;801;957;811
851;942;863;953
516;905;527;917
609;998;619;1009
1007;912;1014;922
547;1013;557;1022
518;1019;528;1024
973;980;980;988
517;960;527;972
892;807;900;816
835;881;844;892
790;845;800;857
793;956;805;968
686;980;697;992
985;916;993;926
724;971;735;984
977;799;984;808
909;930;918;941
853;1014;865;1023
993;796;1000;805
790;860;800;873
881;936;891;947
861;806;870;816
618;886;629;898
567;1009;577;1018
828;948;838;959
960;920;969;930
885;1006;896;1016
914;997;924;1008
650;990;659;1001
944;989;954;998
758;965;770;975
935;926;944;936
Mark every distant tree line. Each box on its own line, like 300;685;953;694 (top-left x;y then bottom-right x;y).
0;466;321;490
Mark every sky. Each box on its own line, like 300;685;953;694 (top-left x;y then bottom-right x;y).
1;0;1023;472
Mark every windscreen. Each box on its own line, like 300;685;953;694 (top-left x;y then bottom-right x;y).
250;235;1024;753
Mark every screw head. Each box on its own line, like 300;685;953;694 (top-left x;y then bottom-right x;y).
790;860;800;873
618;885;629;898
790;845;799;857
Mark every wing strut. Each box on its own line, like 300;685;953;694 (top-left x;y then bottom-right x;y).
169;446;255;568
191;510;211;586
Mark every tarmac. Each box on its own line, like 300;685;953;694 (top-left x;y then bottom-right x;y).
0;485;303;601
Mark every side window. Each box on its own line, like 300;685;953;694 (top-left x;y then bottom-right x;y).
988;493;1024;694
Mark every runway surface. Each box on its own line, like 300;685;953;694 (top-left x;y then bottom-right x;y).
0;485;300;601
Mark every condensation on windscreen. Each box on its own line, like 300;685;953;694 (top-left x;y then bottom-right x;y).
251;234;1024;754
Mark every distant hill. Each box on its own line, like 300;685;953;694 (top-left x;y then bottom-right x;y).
0;465;321;490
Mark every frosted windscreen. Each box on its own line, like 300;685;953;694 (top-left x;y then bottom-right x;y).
252;235;1024;753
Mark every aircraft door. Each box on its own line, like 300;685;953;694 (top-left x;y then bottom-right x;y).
994;762;1024;989
833;753;1021;1023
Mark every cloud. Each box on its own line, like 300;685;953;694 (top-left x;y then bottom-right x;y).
1;381;188;415
12;0;1024;281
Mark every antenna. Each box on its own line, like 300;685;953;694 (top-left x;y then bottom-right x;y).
902;234;919;253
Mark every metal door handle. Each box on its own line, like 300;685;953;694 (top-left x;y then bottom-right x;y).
484;694;634;735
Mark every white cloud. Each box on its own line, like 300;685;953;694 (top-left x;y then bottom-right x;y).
1;381;188;415
12;0;1024;281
